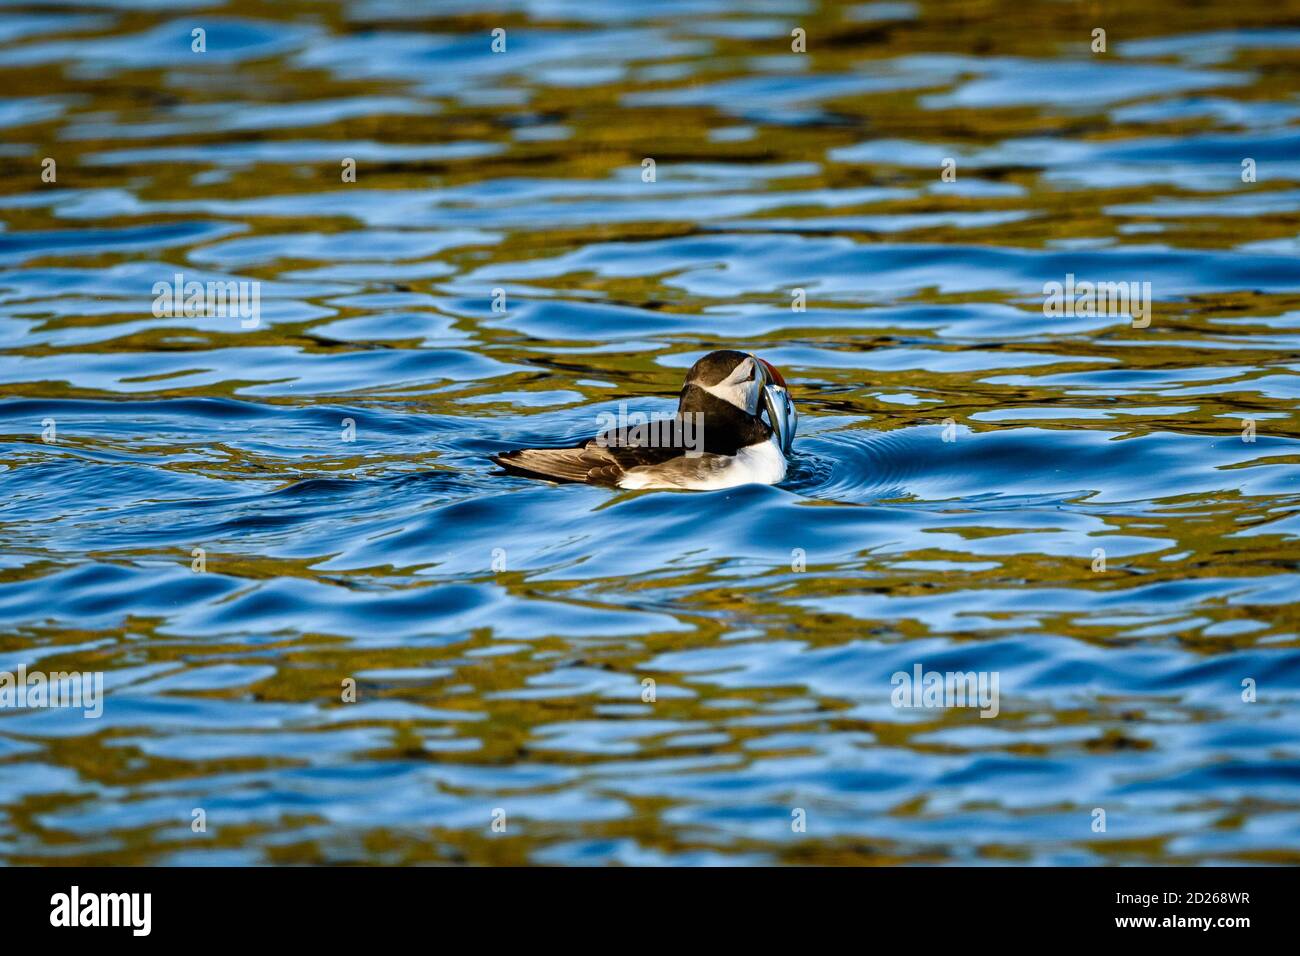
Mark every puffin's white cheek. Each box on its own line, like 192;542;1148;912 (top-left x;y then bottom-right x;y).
738;379;764;414
700;372;761;413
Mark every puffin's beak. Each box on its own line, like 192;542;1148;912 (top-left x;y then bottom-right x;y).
755;356;797;456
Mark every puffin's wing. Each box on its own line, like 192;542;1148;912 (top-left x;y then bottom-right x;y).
492;443;612;484
492;436;687;485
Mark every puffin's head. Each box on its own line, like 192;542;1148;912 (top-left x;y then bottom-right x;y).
682;349;798;454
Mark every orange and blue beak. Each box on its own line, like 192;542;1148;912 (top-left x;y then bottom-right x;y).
755;356;797;456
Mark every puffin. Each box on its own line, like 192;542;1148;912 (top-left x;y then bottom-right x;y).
493;350;798;490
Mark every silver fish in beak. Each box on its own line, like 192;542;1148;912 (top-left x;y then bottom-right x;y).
755;356;797;456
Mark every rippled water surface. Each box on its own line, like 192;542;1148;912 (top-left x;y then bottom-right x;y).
2;0;1299;865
